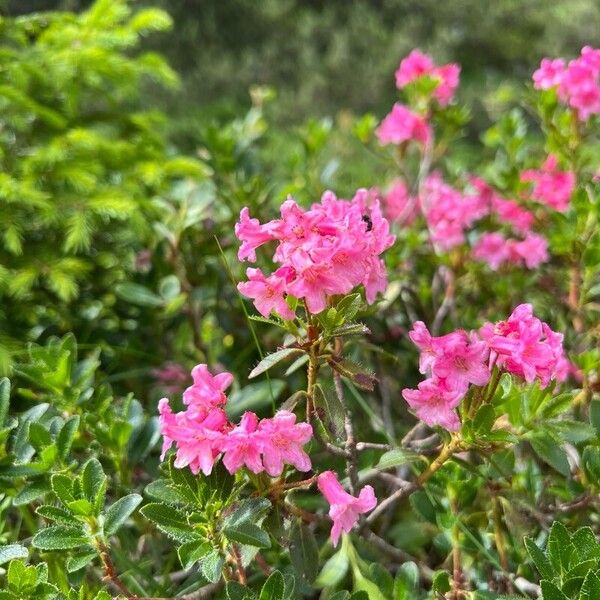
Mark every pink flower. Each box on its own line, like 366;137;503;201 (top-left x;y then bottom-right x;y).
395;49;460;106
480;304;565;387
491;197;534;233
472;232;512;270
533;47;600;121
431;333;490;391
258;411;313;477
402;378;464;431
521;154;576;212
421;173;486;250
511;233;549;269
376;103;432;146
158;400;229;475
182;364;233;417
318;471;377;547
395;49;435;87
220;412;264;475
384;179;418;225
236;190;395;315
235;207;276;262
533;58;566;90
238;267;296;320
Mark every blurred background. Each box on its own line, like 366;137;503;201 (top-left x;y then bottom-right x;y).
3;0;599;148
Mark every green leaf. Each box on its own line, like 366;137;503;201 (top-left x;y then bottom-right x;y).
36;505;78;525
56;416;80;463
32;525;88;550
376;449;420;471
226;581;253;600
248;348;303;379
200;550;224;583
104;494;143;536
13;481;51;506
289;522;319;584
227;380;285;419
0;545;27;566
51;473;75;505
115;282;163;307
0;378;9;426
409;490;437;524
590;399;600;436
530;435;570;476
259;570;285;600
140;503;197;543
223;498;271;528
81;458;107;509
581;570;600;600
313;383;345;440
177;540;211;570
431;570;451;593
524;537;554;580
223;522;271;549
66;548;97;573
316;548;349;588
547;521;573;573
540;580;569;600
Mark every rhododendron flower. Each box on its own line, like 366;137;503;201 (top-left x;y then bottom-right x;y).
237;267;295;320
258;411;313;477
220;412;264;475
159;399;229;475
182;364;233;416
376;103;432;146
235;190;395;315
480;303;565;387
533;47;600;121
511;233;549;269
521;155;576;212
318;471;377;546
384;179;417;225
421;172;486;250
402;378;463;431
533;58;566;90
395;49;460;106
235;207;276;262
473;232;549;270
431;333;490;391
473;232;512;270
491;197;534;233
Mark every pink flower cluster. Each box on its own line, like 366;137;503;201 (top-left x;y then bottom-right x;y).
158;364;312;476
533;46;600;121
402;322;490;430
467;177;550;270
235;191;395;315
402;305;566;430
472;232;548;270
480;304;568;388
521;154;576;212
420;172;488;250
395;49;461;106
376;103;431;146
317;471;377;546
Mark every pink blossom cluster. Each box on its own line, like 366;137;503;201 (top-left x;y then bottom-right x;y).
235;190;395;315
420;172;488;250
402;322;490;430
467;177;550;270
158;364;312;476
151;362;188;394
402;305;566;430
472;232;549;270
521;154;576;212
317;471;377;546
376;103;432;146
480;304;568;388
395;49;461;106
533;46;600;121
